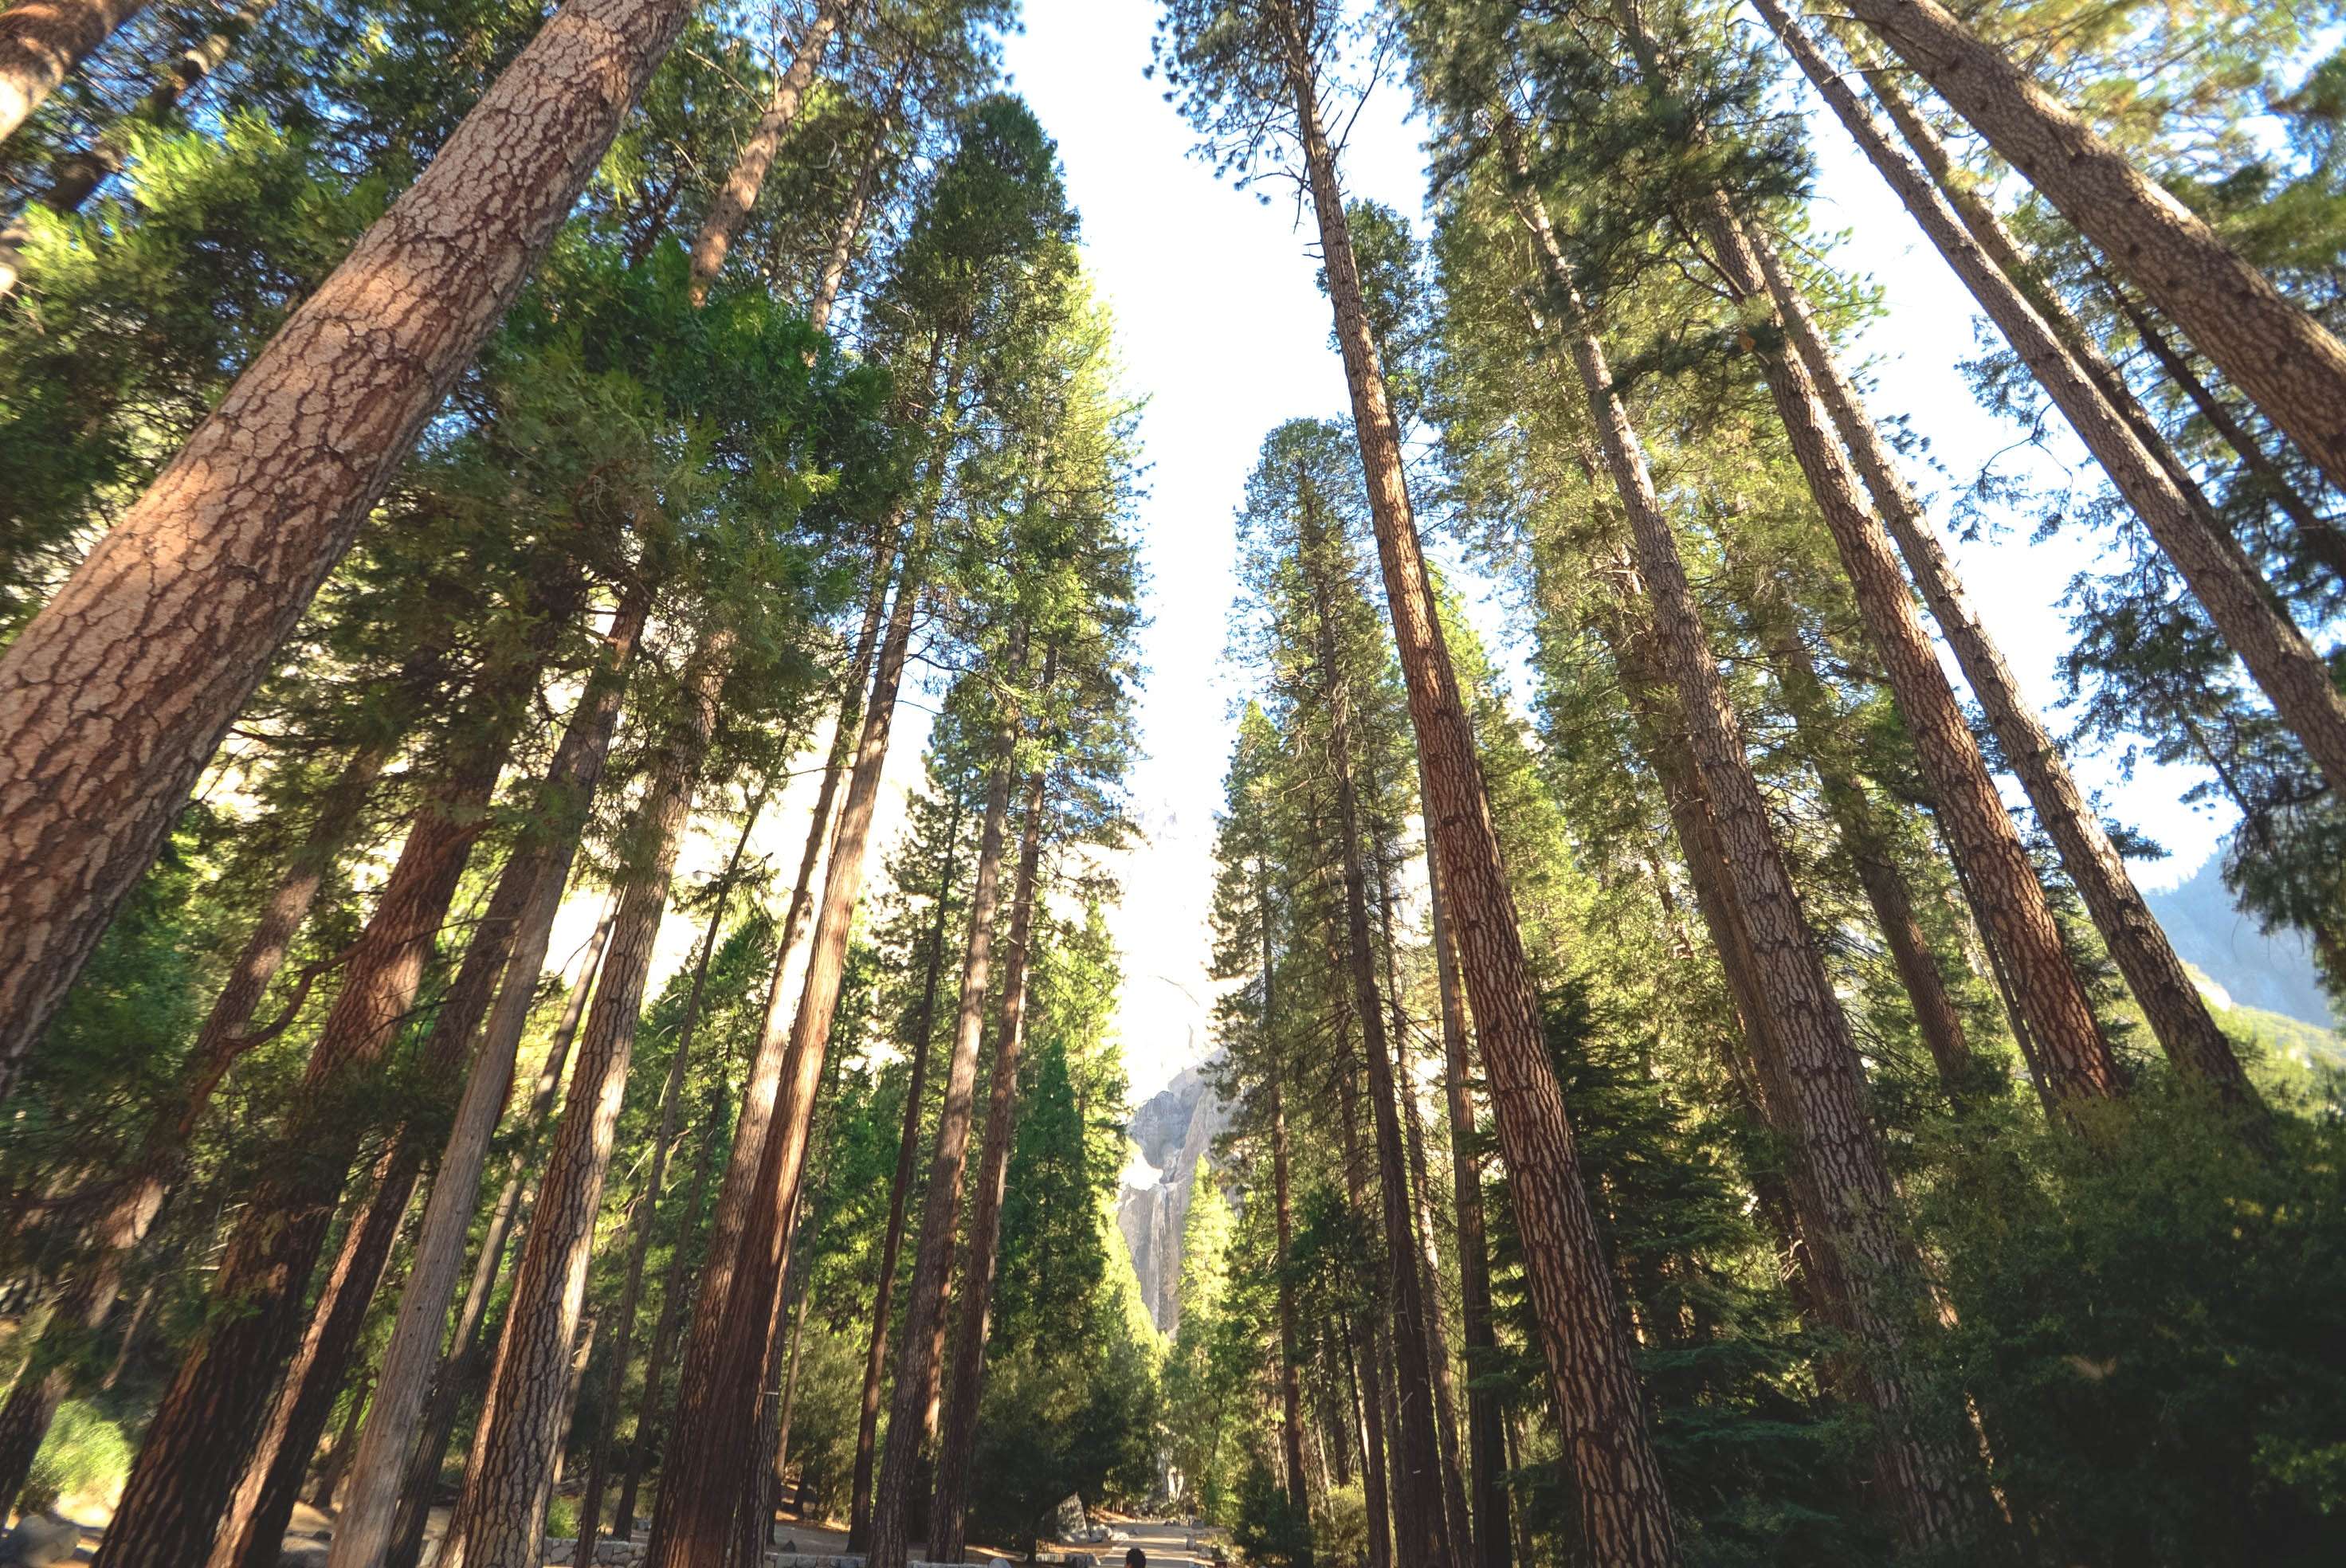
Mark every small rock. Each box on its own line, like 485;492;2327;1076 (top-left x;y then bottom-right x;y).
0;1511;80;1567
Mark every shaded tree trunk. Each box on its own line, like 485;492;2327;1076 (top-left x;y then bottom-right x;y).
440;635;730;1567
1840;0;2346;494
847;793;969;1550
930;684;1055;1564
0;0;698;1096
327;584;650;1568
806;65;905;335
1262;860;1311;1519
868;637;1030;1568
1266;10;1680;1556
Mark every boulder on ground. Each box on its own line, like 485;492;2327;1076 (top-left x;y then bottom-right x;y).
0;1511;80;1567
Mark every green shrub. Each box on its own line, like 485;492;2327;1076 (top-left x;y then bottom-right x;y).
19;1399;131;1513
544;1495;580;1539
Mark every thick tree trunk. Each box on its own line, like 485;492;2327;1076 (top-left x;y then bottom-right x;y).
645;521;929;1568
1839;0;2346;494
847;794;968;1550
441;637;729;1568
1418;765;1509;1568
0;0;696;1094
577;784;769;1558
1267;11;1680;1557
1296;481;1453;1568
868;641;1029;1568
378;908;613;1568
930;706;1055;1563
1533;221;1985;1549
92;696;520;1568
685;0;848;300
327;586;650;1568
0;0;274;299
0;0;148;147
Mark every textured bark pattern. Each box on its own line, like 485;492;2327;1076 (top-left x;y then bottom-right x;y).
869;675;1024;1568
1725;30;2259;1098
1268;13;1679;1557
929;746;1051;1563
1842;0;2346;494
1298;482;1453;1568
92;723;507;1568
1681;185;2118;1106
215;1140;419;1568
326;594;645;1568
1419;780;1510;1568
579;786;767;1558
848;793;965;1550
686;0;846;298
0;0;692;1097
646;543;925;1568
0;0;147;143
442;641;726;1568
1540;233;1982;1548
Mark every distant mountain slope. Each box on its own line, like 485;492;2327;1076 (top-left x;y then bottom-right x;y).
1116;1065;1231;1335
2144;853;2336;1030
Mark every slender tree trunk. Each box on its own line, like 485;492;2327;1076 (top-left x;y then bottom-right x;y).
0;0;148;147
613;1070;726;1541
378;908;613;1568
847;794;969;1550
1533;224;1985;1549
645;519;931;1568
440;636;730;1568
930;683;1055;1563
0;0;697;1094
98;1284;152;1390
1326;998;1394;1568
686;0;849;300
806;69;904;335
0;0;274;298
308;1367;373;1510
92;684;524;1567
1261;864;1311;1519
1838;0;2346;493
327;586;651;1568
1419;755;1509;1568
1758;7;2346;992
869;637;1030;1568
1296;481;1453;1568
577;783;771;1558
1265;11;1679;1554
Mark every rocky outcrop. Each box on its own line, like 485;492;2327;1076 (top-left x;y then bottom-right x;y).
1116;1065;1230;1334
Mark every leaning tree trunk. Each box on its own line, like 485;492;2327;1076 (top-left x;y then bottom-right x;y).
1297;482;1454;1568
1265;9;1681;1557
685;0;849;300
440;636;729;1568
645;521;930;1568
1839;0;2346;495
326;585;650;1568
806;60;906;335
577;783;771;1559
1726;23;2259;1101
0;0;149;146
91;665;532;1568
1534;226;1986;1551
846;793;968;1550
1419;754;1510;1568
929;677;1055;1564
0;0;698;1098
868;637;1030;1568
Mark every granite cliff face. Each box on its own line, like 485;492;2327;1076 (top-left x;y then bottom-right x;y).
1116;1065;1230;1335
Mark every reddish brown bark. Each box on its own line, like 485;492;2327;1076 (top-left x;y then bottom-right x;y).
0;0;696;1097
868;639;1030;1568
686;0;849;300
326;587;648;1568
1842;0;2346;495
0;0;148;145
441;636;729;1567
645;522;929;1567
1265;9;1680;1557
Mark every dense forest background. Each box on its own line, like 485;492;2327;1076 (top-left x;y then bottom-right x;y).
0;1;2342;1566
